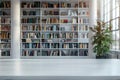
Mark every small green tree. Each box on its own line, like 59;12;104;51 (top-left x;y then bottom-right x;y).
90;21;113;57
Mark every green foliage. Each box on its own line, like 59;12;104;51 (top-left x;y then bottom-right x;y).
90;21;113;56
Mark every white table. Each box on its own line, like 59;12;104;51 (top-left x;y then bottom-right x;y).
0;59;120;80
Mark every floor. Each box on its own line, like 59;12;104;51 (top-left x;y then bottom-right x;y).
0;59;120;80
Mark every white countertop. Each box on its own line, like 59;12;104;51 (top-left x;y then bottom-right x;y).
0;59;120;80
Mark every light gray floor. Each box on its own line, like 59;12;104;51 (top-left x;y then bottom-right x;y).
0;59;120;80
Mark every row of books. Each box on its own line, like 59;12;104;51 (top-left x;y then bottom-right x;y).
22;50;36;56
0;43;11;48
60;2;78;8
79;33;89;38
42;2;59;8
22;25;41;31
22;25;78;31
42;39;59;43
22;43;59;48
0;50;10;56
59;39;78;43
62;43;78;48
61;10;78;16
59;11;89;17
22;50;60;56
79;25;89;31
22;32;41;39
0;39;11;43
60;18;78;23
22;39;40;43
22;10;40;16
59;32;78;38
42;18;59;23
78;10;89;16
41;25;59;31
21;33;88;37
79;43;88;48
0;10;10;16
21;1;41;8
42;43;60;48
42;43;50;48
79;1;89;8
42;2;78;8
21;10;89;17
22;43;41;48
21;49;88;56
60;32;78;39
60;26;78;31
79;18;89;24
61;32;74;38
22;10;88;16
21;1;89;8
21;18;40;23
61;49;88;56
21;9;89;17
0;1;11;8
22;32;60;39
21;17;89;24
21;38;81;43
62;43;88;48
0;25;11;31
72;26;78;31
43;10;59;15
0;32;11;39
22;38;89;43
22;18;60;24
22;25;88;32
0;1;89;8
22;32;89;39
22;38;87;43
22;25;59;31
22;38;79;43
79;50;88;56
21;43;88;49
0;18;11;24
42;33;59;39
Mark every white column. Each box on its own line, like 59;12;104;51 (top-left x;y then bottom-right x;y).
97;0;102;20
11;0;20;59
89;0;97;25
89;0;97;58
100;0;103;20
119;0;120;50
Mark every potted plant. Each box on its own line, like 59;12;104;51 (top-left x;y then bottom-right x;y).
90;21;113;59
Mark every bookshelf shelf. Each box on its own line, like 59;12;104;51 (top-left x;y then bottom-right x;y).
0;0;11;57
21;7;41;9
0;48;11;50
20;0;90;58
42;15;59;17
0;16;11;17
60;8;78;9
41;8;59;10
21;15;41;18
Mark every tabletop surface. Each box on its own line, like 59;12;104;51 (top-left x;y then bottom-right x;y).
0;59;120;77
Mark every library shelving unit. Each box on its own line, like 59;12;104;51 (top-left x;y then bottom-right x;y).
0;0;11;58
20;0;90;58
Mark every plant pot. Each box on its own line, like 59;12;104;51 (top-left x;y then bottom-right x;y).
96;54;109;59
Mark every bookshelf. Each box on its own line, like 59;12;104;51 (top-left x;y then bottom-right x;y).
0;0;11;57
20;0;90;58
